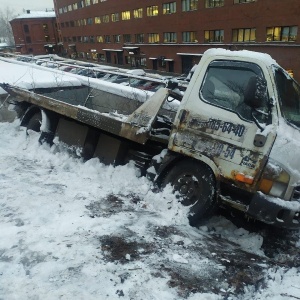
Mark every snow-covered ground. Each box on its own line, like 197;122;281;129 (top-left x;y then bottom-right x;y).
0;119;300;300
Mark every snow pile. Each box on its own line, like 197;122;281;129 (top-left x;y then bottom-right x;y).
0;120;299;300
0;59;82;94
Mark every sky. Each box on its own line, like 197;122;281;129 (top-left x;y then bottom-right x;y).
0;0;54;15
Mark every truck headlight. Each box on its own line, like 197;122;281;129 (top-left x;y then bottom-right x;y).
258;159;290;198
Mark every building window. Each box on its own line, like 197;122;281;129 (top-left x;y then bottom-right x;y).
78;1;84;9
73;3;78;10
81;19;87;26
163;2;176;14
148;33;160;43
121;11;130;20
147;6;159;16
58;8;63;14
96;35;103;43
87;18;93;25
85;0;91;5
182;31;197;42
205;0;224;8
92;0;98;3
182;0;198;12
68;5;72;11
163;32;177;43
95;17;101;24
24;24;29;33
133;8;143;18
102;15;109;23
204;30;224;42
111;13;119;22
104;35;111;43
234;0;256;3
113;35;121;43
43;24;48;32
232;28;256;42
266;26;298;42
135;33;144;43
72;36;76;42
123;34;131;43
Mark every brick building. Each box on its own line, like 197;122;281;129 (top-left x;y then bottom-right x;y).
33;1;300;80
10;10;59;55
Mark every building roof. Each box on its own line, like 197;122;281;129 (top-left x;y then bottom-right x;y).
13;11;56;20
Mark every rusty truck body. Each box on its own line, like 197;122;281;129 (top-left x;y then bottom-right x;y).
2;48;300;229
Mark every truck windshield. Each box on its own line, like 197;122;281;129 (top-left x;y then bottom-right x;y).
275;68;300;127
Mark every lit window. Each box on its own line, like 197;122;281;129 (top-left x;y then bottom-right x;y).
147;6;159;16
182;31;197;42
122;11;131;20
232;28;256;42
73;3;78;10
205;0;224;8
102;15;109;23
68;5;72;11
96;35;103;43
95;17;101;24
163;32;177;43
266;26;298;42
133;8;143;18
163;2;176;14
111;13;119;22
204;30;224;42
182;0;198;12
149;33;160;43
92;0;98;3
85;0;91;6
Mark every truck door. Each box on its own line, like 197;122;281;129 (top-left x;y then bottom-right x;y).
170;60;276;192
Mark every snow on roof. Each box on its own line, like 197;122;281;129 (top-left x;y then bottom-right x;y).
0;58;82;95
204;48;278;66
14;11;56;19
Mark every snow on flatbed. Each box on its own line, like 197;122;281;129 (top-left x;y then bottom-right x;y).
0;120;300;300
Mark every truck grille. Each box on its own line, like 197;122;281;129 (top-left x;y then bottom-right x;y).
291;186;300;201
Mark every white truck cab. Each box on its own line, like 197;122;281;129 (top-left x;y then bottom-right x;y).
165;48;300;228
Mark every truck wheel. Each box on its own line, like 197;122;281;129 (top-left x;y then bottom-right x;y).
27;111;42;133
162;160;217;226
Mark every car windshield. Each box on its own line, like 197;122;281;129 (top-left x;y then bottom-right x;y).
274;67;300;127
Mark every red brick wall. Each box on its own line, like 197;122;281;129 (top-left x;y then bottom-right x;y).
54;0;300;79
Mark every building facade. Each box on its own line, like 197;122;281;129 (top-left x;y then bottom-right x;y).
10;10;59;55
35;1;300;80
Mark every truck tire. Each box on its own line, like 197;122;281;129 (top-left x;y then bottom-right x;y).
162;160;217;226
27;111;42;133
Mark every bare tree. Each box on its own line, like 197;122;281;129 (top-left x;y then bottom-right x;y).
0;7;16;46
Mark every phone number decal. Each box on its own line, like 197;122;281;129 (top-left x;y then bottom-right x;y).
189;118;246;137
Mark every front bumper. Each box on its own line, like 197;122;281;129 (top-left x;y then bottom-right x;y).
247;192;300;229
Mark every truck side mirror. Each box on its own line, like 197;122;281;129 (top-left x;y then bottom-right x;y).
244;76;268;109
